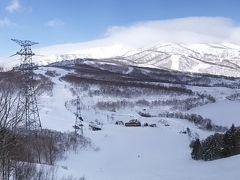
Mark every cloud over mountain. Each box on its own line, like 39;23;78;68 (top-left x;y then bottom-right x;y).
36;17;240;58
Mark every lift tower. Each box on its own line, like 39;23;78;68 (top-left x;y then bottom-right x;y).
73;96;84;136
11;39;42;131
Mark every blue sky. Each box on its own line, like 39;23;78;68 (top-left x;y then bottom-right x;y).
0;0;240;56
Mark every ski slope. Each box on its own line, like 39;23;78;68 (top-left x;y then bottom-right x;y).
57;124;240;180
35;67;240;180
36;67;76;131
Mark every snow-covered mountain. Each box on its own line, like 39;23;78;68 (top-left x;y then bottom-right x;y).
2;57;240;179
33;43;240;77
121;43;240;77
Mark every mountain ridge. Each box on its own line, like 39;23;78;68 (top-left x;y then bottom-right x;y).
2;43;240;77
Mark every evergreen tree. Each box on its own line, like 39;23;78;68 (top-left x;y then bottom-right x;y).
191;125;240;161
202;134;223;160
191;139;203;160
223;124;236;157
206;122;212;131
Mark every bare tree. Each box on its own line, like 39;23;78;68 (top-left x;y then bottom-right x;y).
0;81;24;179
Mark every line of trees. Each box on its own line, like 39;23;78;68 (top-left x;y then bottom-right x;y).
191;124;240;161
95;91;215;112
52;59;240;89
158;112;227;132
61;74;194;96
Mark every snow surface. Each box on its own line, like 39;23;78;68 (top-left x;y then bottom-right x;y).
36;67;76;131
170;54;180;70
189;100;240;127
57;124;240;180
34;67;240;180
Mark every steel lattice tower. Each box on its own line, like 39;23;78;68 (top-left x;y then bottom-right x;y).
73;96;83;136
11;39;42;131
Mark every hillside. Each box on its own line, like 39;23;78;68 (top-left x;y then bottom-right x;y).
29;43;240;78
27;61;240;179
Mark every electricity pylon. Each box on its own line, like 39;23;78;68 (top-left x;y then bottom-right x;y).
11;39;42;131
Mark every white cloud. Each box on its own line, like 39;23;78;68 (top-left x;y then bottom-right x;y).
5;0;21;13
45;20;65;27
36;17;240;59
5;0;32;13
0;17;16;28
104;17;239;46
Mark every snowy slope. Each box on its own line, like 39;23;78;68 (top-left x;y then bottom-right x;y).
189;100;240;127
35;67;76;131
58;124;240;180
34;66;240;180
28;43;240;77
123;43;240;77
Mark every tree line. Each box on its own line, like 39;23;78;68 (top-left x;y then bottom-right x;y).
191;124;240;161
158;112;227;132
